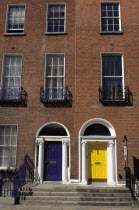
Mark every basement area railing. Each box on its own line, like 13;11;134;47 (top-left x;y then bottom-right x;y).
125;167;139;201
0;155;37;199
0;170;16;197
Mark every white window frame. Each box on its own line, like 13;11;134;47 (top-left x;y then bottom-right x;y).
45;53;65;100
100;2;121;32
5;4;26;33
46;3;66;33
101;53;125;99
0;124;18;170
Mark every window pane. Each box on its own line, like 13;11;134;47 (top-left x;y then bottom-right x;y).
54;12;59;18
48;25;53;32
108;25;113;31
114;5;118;10
107;5;112;10
108;11;113;17
5;126;11;135
59;55;64;65
0;147;4;156
11;126;17;135
101;11;107;17
53;66;58;76
11;136;17;146
0;126;5;135
53;56;58;65
57;78;63;87
101;4;106;10
54;26;58;32
4;147;10;156
102;25;107;31
102;19;107;24
59;66;64;76
10;147;16;156
114;25;119;31
108;19;113;24
114;19;119;24
46;66;52;76
59;26;64;32
5;136;10;146
3;157;9;167
0;136;5;145
10;157;16;167
114;11;119;17
0;157;3;167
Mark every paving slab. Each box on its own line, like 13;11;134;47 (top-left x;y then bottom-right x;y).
0;204;139;210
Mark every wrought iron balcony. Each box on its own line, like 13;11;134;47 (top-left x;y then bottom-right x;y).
40;87;72;107
0;87;27;107
99;86;133;106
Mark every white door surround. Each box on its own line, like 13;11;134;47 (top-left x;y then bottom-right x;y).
35;122;70;184
79;118;117;185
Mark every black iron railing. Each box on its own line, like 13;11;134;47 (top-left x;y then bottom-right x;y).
0;87;27;107
125;167;139;200
99;86;133;106
0;170;16;197
0;155;36;199
40;86;72;107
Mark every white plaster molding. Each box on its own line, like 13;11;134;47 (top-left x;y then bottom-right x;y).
36;122;70;137
108;141;114;147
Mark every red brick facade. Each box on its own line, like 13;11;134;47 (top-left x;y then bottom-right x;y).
0;0;139;183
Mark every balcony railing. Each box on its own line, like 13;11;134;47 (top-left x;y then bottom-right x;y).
40;87;72;107
99;86;133;106
0;87;27;107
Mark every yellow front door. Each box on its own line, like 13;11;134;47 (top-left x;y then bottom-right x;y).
88;142;107;180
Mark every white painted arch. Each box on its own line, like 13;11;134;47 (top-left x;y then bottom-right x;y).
79;118;117;185
79;118;116;137
35;122;70;184
36;121;70;137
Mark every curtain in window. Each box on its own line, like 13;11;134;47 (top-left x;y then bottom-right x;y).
46;54;64;100
2;55;22;100
0;125;17;168
8;6;25;31
102;55;123;99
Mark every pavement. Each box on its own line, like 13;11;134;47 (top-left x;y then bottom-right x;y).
0;201;139;210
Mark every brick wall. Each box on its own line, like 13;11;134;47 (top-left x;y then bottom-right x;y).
0;0;139;181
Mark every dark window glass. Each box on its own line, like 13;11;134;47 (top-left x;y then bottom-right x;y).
83;124;111;136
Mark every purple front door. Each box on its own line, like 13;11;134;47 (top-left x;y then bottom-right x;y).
44;142;62;181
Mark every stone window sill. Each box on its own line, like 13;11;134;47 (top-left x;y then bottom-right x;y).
45;32;67;35
100;31;124;35
3;32;26;36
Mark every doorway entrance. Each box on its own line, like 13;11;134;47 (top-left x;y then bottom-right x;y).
79;118;117;185
88;142;107;181
35;122;70;183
